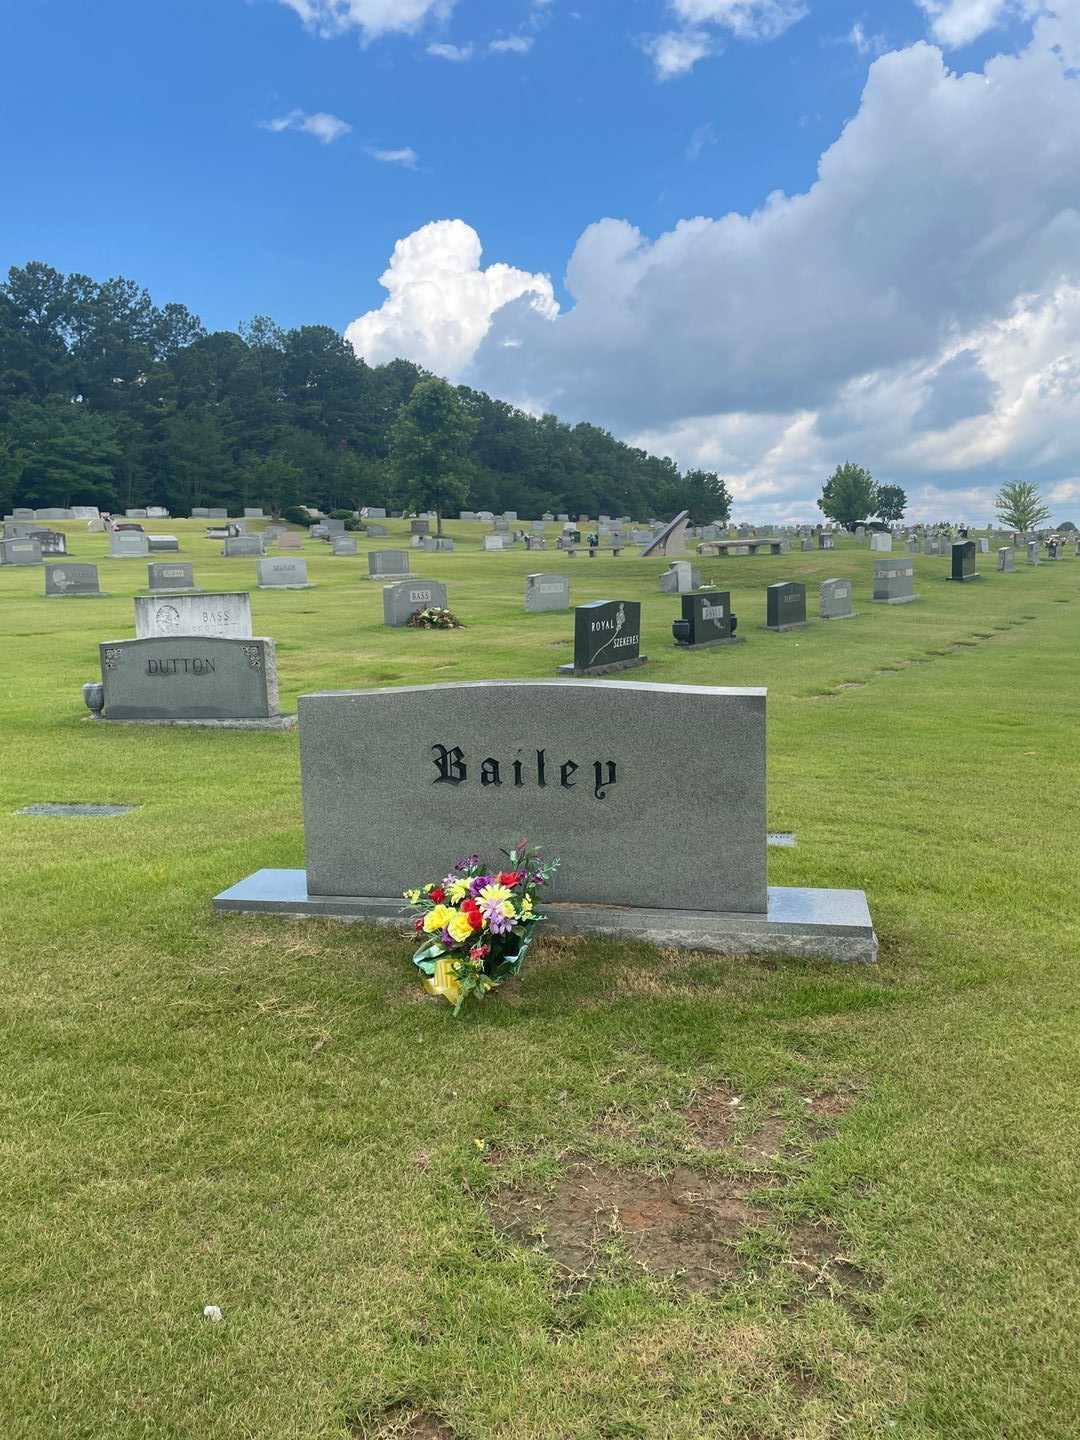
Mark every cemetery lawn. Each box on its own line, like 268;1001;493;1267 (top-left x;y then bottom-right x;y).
3;520;1080;1440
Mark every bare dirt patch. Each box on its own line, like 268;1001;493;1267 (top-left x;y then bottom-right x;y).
352;1407;456;1439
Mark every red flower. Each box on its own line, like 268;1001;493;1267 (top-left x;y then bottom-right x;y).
462;898;482;927
429;886;446;903
470;943;490;961
499;871;525;888
414;918;424;931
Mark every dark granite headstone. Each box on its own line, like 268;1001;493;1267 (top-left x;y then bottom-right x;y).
44;562;104;597
561;600;645;675
673;590;739;647
949;541;979;581
765;581;807;631
147;562;195;591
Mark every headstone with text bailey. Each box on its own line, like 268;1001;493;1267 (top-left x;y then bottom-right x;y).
383;579;449;627
559;600;646;676
765;581;807;631
819;578;855;619
44;562;105;598
134;591;253;640
525;573;570;612
84;636;291;728
872;557;918;603
672;590;740;647
213;679;876;961
147;562;196;592
257;556;313;589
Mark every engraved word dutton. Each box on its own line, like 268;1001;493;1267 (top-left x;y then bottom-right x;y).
146;657;217;675
433;746;617;800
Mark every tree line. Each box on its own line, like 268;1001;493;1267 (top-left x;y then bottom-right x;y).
0;261;731;523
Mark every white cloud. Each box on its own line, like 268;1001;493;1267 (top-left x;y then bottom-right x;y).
644;29;714;80
344;219;558;378
366;145;419;167
916;0;1019;48
848;20;888;56
670;0;808;42
686;121;718;160
426;40;474;59
278;0;453;42
259;108;351;143
489;35;534;53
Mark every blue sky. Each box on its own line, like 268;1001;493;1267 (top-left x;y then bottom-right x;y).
3;0;1079;521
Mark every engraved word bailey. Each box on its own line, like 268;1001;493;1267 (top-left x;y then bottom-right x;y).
432;745;617;800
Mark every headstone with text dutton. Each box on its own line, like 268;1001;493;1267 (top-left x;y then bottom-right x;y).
672;590;740;647
83;636;292;728
44;563;106;598
559;600;646;676
213;679;877;962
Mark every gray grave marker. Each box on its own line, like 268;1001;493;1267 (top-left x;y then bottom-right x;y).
134;591;252;639
819;578;855;619
524;573;570;612
44;562;105;597
86;636;291;727
383;579;449;627
147;562;195;591
872;558;918;603
257;556;313;589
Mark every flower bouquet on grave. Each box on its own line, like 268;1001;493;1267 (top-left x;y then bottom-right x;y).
403;843;561;1014
406;606;465;630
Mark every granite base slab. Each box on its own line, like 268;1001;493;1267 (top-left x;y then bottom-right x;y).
821;612;858;621
212;869;878;964
87;715;297;731
871;594;921;604
46;592;111;599
557;656;649;678
673;637;746;650
945;574;981;582
257;583;315;590
764;622;809;633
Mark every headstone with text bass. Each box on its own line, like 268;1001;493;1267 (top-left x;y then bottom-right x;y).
383;579;449;627
133;592;253;640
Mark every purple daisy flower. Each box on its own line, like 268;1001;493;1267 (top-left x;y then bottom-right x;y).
468;875;491;898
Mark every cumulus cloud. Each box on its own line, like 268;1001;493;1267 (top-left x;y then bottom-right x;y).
344;219;558;378
278;0;452;42
644;29;714;80
916;0;1039;48
489;35;534;54
259;108;351;143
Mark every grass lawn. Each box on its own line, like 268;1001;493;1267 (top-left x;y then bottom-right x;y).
2;519;1079;1440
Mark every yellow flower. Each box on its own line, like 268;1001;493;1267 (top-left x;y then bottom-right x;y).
479;882;513;905
403;888;421;904
520;894;534;916
500;900;516;921
447;910;476;943
422;904;455;934
423;884;434;895
447;879;470;904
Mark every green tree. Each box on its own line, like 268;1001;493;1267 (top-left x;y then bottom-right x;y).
389;378;477;534
995;480;1050;532
680;470;732;526
874;484;907;524
819;463;877;529
5;396;121;506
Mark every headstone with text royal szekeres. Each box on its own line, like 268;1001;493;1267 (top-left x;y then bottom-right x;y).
211;679;878;962
558;600;646;676
84;636;291;728
383;579;449;627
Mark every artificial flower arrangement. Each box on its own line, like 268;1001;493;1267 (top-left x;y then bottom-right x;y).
403;842;560;1014
406;606;465;630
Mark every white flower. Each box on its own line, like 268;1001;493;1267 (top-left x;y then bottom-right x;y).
203;1305;223;1322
